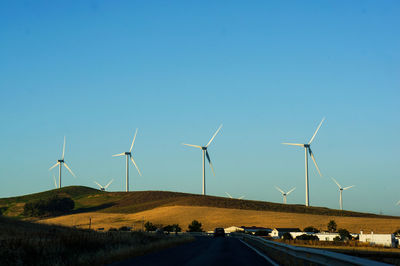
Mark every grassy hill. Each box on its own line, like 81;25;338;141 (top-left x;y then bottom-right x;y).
0;185;398;219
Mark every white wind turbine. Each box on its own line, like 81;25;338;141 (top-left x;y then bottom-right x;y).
282;118;325;207
331;177;354;210
49;136;76;188
183;124;222;195
113;129;141;192
94;179;114;191
275;186;296;204
225;192;245;200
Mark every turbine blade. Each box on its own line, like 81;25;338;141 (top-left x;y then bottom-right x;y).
331;177;341;189
287;187;296;195
397;200;400;206
238;196;245;199
206;124;223;147
206;150;215;176
309;117;325;144
309;148;322;176
343;185;354;190
63;162;76;177
275;186;285;194
282;143;304;147
130;156;142;176
130;129;138;152
53;175;57;188
182;143;202;149
62;136;66;160
112;152;125;157
49;162;60;171
94;181;103;189
225;192;233;198
104;179;114;189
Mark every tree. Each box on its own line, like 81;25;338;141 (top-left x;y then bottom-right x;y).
338;229;351;241
327;220;337;232
393;229;400;236
144;221;157;232
23;196;74;217
303;226;320;233
282;232;293;240
188;220;203;232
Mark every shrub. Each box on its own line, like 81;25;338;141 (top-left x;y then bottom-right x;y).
187;220;203;232
327;220;337;232
144;222;157;232
118;226;131;231
163;224;181;233
296;234;319;241
282;232;293;240
338;228;351;240
108;228;117;232
303;226;320;233
23;196;74;217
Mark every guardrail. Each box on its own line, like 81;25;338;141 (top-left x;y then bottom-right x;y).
232;233;390;266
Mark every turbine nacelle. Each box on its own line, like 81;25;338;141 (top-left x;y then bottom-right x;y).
201;147;207;150
125;152;131;156
58;159;64;163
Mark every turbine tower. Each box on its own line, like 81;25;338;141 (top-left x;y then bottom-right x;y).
183;124;222;195
282;118;325;207
225;192;245;200
331;177;354;210
49;136;76;188
275;186;296;204
94;179;114;191
113;129;141;192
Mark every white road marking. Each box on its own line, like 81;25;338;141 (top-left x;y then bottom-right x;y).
239;239;280;266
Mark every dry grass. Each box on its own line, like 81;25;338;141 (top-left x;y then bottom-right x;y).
40;205;400;233
0;216;193;266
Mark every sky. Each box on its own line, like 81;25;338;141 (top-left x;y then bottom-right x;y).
0;1;399;215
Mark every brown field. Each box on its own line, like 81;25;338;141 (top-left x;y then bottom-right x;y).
40;205;400;233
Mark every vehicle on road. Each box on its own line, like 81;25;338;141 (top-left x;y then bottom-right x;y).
214;228;225;237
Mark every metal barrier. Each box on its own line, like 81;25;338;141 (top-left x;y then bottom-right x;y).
232;233;391;266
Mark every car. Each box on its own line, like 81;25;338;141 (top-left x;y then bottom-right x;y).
213;228;225;237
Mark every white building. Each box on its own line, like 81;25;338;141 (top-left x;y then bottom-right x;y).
359;231;397;247
271;228;301;239
224;226;244;233
315;232;340;241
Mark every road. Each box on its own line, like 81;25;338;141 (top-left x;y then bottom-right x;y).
112;236;276;266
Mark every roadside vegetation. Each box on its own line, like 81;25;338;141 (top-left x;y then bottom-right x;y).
0;216;193;266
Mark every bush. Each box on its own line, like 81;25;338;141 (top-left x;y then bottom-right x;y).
296;234;319;241
144;222;157;232
118;226;131;231
327;220;337;232
23;196;74;217
338;228;351;240
187;220;203;232
254;230;270;236
393;229;400;236
303;226;320;233
108;228;117;232
164;224;181;233
282;232;293;240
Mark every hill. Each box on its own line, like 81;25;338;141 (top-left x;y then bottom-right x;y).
0;186;398;219
1;186;400;233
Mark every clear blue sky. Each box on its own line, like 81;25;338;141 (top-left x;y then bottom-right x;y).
1;1;399;215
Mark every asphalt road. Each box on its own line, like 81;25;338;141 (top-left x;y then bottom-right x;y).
112;236;276;266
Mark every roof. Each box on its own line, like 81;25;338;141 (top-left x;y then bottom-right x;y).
273;228;301;232
241;226;272;231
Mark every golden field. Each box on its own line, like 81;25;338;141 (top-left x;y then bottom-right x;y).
40;205;400;233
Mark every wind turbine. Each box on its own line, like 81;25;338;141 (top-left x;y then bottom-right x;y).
275;186;296;204
282;118;325;207
49;136;76;188
183;124;222;195
225;192;245;200
113;129;141;192
397;200;400;206
94;179;114;191
332;177;354;210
